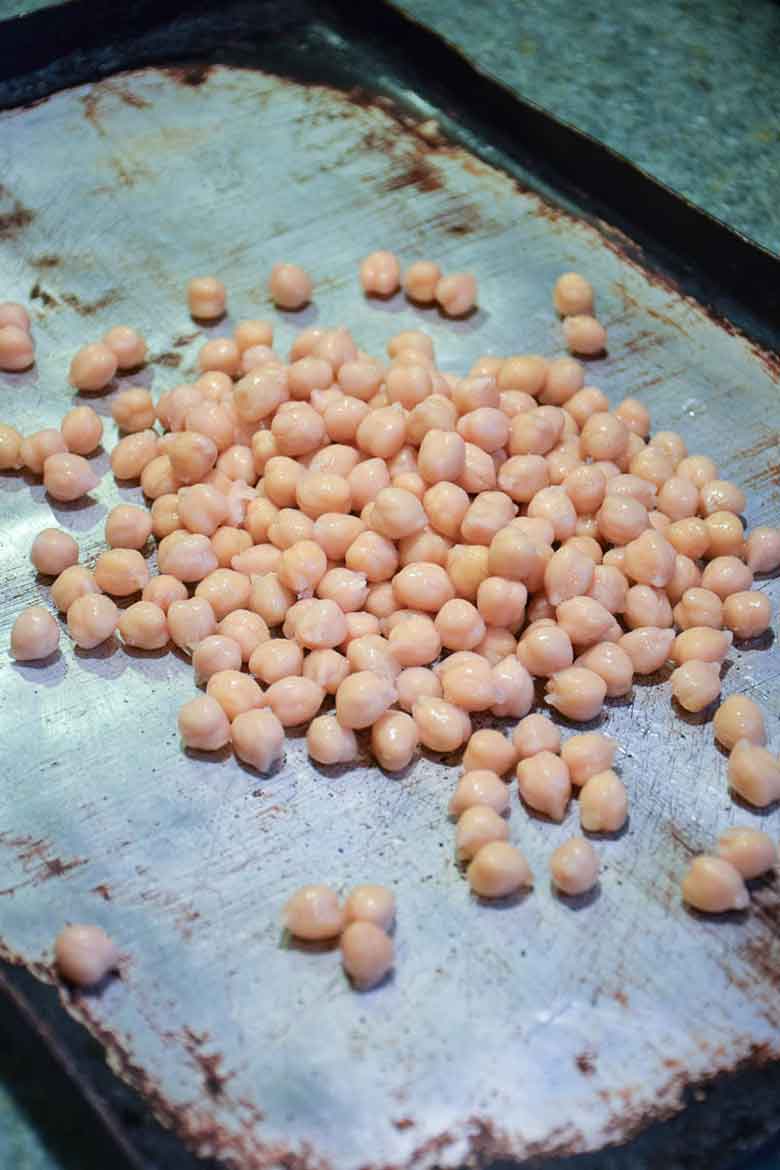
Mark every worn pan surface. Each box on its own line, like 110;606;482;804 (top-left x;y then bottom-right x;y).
1;60;779;1170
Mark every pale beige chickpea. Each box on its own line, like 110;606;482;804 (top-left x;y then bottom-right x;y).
723;590;772;640
467;841;532;899
157;532;218;583
234;367;289;426
673;626;732;665
206;668;264;722
579;411;628;463
0;422;23;470
628;445;673;490
675;586;723;630
43;452;99;502
185;402;234;455
10;606;60;661
108;387;154;434
462;729;516;776
346;633;400;680
282;597;319;640
103;504;151;552
423;482;470;539
54;923;119;987
268;509;315;551
390;561;452;611
728;739;780;807
656;476;699;521
412;696;470;751
0;303;30;334
195;337;239;378
363;583;398;620
561;732;616;788
140;454;178;501
435;271;477;316
563;465;606;516
495;355;545;397
597;495;649;546
340;886;396;934
68;341;117;391
284;884;344;940
619;627;675;674
452;376;497;414
111;430;159;480
396;666;442;712
268;262;312;310
387;614;440;668
212;525;252;569
623;584;673;629
517;622;573;678
746;526;780;574
579;769;627;833
100;325;146;371
60;404;103;457
701;556;753;600
233;319;273;354
546;666;606;721
545;440;581;486
649;430;687;466
544;545;594;607
666;554;702;605
249;637;303;685
187;276;226;320
142;575;187;615
476;577;527;629
341;531;395;584
311;514;364;563
288;327;325;361
118;601;169;650
371;710;419;771
216;445;256;484
575;641;633;697
435;651;483;679
460;491;516;546
20;428;67;475
677;454;718;488
457;407;509;454
303;713;356;765
417;430;466;486
433;598;484;652
698;479;745;518
562;315;606;355
355;404;407;461
212;612;266;665
491;655;534;718
512;713;561;759
398;527;452;567
348;457;391;511
192;634;243;683
93;549;148;597
623;530;677;589
337;359;384;402
335;670;395;729
704;511;744;560
228;708;283;774
242;499;277;547
487;527;541;583
167;597;216;653
717;827;777;880
441;658;495;711
340;921;394;989
498;454;549;503
565;535;602;565
302;648;348;694
455;804;510;861
527;485;577;542
671;660;721;712
713;694;766;751
538;356;584;406
240;344;279;374
407;395;457;446
290;599;347;650
287;356;333;401
403;259;441;302
612;396;649;437
67;594;119;649
276;539;327;595
294;471;351;521
51;565;99;613
315;567;368;613
516;751;571;821
450;768;510;816
366;487;424;542
550;837;599;896
681;856;749;914
264;676;323;726
587;565;628;614
509;409;560;457
385;363;432;410
553;272;594;316
158;382;203;431
271;402;326;459
31;529;78;577
194;569;251;621
457;442;497;493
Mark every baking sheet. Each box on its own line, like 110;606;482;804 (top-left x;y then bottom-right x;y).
1;63;780;1170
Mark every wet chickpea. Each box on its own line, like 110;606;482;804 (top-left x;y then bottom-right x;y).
553;272;594;316
459;441;498;493
302;648;348;695
398;527;452;567
346;633;400;680
623;584;672;629
476;577;527;629
371;710;419;770
527;485;577;542
391;561;453;611
66;594;119;649
54;924;118;987
713;694;766;751
611;397;649;437
512;713;561;759
622;530;676;588
284;884;345;941
681;856;749;914
68;341;117;391
395;666;441;712
42;452;99;502
580;412;629;463
417;430;465;486
100;326;146;372
249;638;303;685
449;769;510;816
701;556;753;600
111;430;159;480
544;546;594;608
435;598;486;651
586;565;627;616
211;525;252;569
94;549;148;596
140;454;178;500
562;314;606;356
517;623;574;678
335;670;395;729
461;491;516;546
441;658;495;711
276;539;327;595
509;409;561;457
206;668;264;722
728;739;780;807
224;708;283;776
671;660;721;712
31;529;78;577
539;356;584;406
563;465;606;516
717;827;777;880
348;458;391;513
108;388;154;435
315;567;367;614
597;495;649;546
666;554;701;605
311;516;363;565
356;404;407;461
234;368;289;426
359;249;401;296
335;360;383;405
648;430;687;467
386;363;432;410
118;601;168;650
271;403;326;460
0;302;30;332
402;259;440;303
656;476;698;521
287;356;332;402
698;479;745;518
560;732;616;789
456;804;510;860
343;612;381;646
457;406;509;454
423;482;470;540
210;613;265;665
103;504;151;552
487;528;541;584
516;751;571;822
676;586;723;630
564;386;609;429
627;445;673;490
340;886;396;935
491;655;534;718
467;841;533;899
579;769;627;833
462;728;516;776
294;471;351;520
142;575;187;615
545;666;606;721
0;423;23;470
550;837;599;896
341;921;393;989
268;262;312;310
192;634;243;683
232;320;273;355
387;614;441;667
677;454;718;489
435;272;477;316
673;627;732;665
186;276;225;319
705;511;745;559
194;569;251;622
496;355;546;397
157;532;217;583
266;677;325;727
498;454;549;503
10;606;60;661
165;432;218;487
290;599;347;651
724;590;772;640
167;597;217;653
51;565;100;613
413;696;470;751
576;641;633;697
268;509;315;551
195;337;239;378
341;530;396;584
21;428;67;475
304;713;356;765
746;526;780;574
366;487;425;542
59;406;103;459
619;627;675;674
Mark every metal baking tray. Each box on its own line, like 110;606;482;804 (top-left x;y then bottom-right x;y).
1;3;779;1168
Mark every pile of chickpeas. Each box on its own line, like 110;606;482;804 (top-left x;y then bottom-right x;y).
4;258;780;990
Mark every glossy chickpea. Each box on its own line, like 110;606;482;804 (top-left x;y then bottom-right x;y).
20;429;67;475
618;627;674;675
579;769;627;833
623;584;672;629
714;694;766;751
682;856;748;914
490;655;534;718
455;804;510;861
498;454;550;503
94;549;148;596
476;577;527;629
576;641;633;697
746;526;780;574
717;827;777;879
371;710;419;771
336;670;395;729
104;504;152;551
705;511;745;558
546;666;606;721
516;752;571;821
167;597;217;654
467;841;532;899
140;454;178;500
413;696;470;752
284;884;345;942
403;260;441;302
517;623;573;678
31;529;78;577
512;713;561;759
302;648;350;695
340;921;394;989
395;666;442;712
66;594;119;649
187;276;225;319
723;590;772;640
562;315;606;356
701;556;753;600
111;430;159;480
553;272;594;316
117;601;168;650
436;272;477;316
671;660;721;712
10;606;60;661
269;263;312;310
423;483;470;541
461;729;516;776
672;627;732;665
550;837;600;896
728;739;780;807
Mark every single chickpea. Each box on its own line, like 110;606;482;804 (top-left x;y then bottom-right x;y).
187;276;226;319
108;388;153;435
476;577;527;629
31;529;78;577
118;601;168;650
580;412;629;463
194;569;252;622
655;476;698;521
539;356;584;407
306;714;358;765
723;590;771;640
295;471;351;520
671;660;722;712
666;554;702;605
284;885;343;940
387;614;441;667
467;841;533;899
449;769;510;816
746;526;780;574
0;324;34;370
368;486;426;542
343;885;396;932
550;837;599;896
498;454;550;503
456;804;510;860
714;694;766;751
268;508;315;551
512;713;561;759
142;575;187;614
544;546;595;607
728;739;780;807
435;599;486;651
675;586;723;631
54;924;118;987
527;485;577;542
192;634;243;683
230;707;284;772
629;446;674;490
323;397;370;444
491;655;534;718
140;454;178;501
291;599;348;650
701;556;753;600
249;573;296;627
249;638;303;685
461;491;517;546
288;355;332;401
212;525;252;569
66;594;119;649
360;250;401;297
457;407;509;454
699;479;746;517
441;658;495;711
517;623;573;678
356;404;407;461
545;666;606;721
302;648;350;694
560;732;616;788
59;406;103;460
564;386;609;429
597;495;649;546
346;633;400;680
587;565;628;615
100;325;145;371
705;511;745;559
234;367;289;425
278;539;327;594
196;337;240;378
672;627;732;665
677;454;718;488
423;482;470;539
371;710;419;771
313;514;365;561
564;465;606;516
417;431;466;485
435;272;477;316
348;458;391;512
649;430;687;466
110;430;159;480
0;423;23;470
271;402;326;459
207;668;265;721
336;670;396;729
392;561;455;611
553;272;594;316
717;827;777;879
623;584;673;629
516;751;571;821
340;921;394;989
395;666;441;712
562;315;606;356
576;641;633;697
398;527;452;567
402;260;441;303
619;627;675;674
68;342;117;392
388;331;435;361
51;565;100;613
337;359;384;402
233;319;273;354
495;355;545;397
93;549;148;597
681;856;749;914
623;530;676;589
42;452;99;502
157;532;218;583
21;429;67;475
167;597;217;653
462;729;516;776
509;409;561;457
612;396;649;437
487;527;539;582
413;696;470;752
10;606;60;661
0;302;30;331
104;504;152;551
316;567;368;613
579;769;627;832
269;263;312;310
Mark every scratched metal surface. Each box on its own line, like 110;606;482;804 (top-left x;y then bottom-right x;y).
1;66;779;1170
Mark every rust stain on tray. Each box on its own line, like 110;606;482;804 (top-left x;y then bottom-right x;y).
0;183;34;238
0;833;87;894
62;289;121;317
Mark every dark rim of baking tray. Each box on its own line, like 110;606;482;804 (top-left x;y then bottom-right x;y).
1;0;779;356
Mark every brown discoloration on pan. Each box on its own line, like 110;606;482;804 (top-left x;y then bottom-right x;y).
0;183;34;238
0;833;87;895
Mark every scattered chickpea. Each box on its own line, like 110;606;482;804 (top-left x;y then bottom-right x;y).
672;627;732;665
467;840;533;898
545;666;606;721
341;921;394;989
561;732;616;788
728;739;780;808
103;325;146;369
0;423;24;470
31;528;78;576
51;565;100;613
371;710;419;771
188;276;226;319
449;770;510;817
550;837;599;896
167;597;217;654
54;924;118;987
579;769;628;833
307;714;358;765
462;728;516;776
336;670;395;729
344;885;395;930
10;605;60;661
713;695;766;751
435;272;477;317
681;856;749;914
670;660;722;713
360;251;401;296
512;713;561;760
553;272;594;317
455;804;510;860
723;590;772;640
94;549;149;596
413;696;470;752
0;324;35;370
61;405;103;455
68;342;117;391
745;526;780;574
269;263;312;310
403;261;441;303
232;708;285;772
717;827;777;880
562;315;607;356
67;594;119;649
284;885;344;940
517;751;571;821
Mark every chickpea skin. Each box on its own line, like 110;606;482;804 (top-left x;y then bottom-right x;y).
455;804;510;861
43;453;99;502
341;921;394;989
670;660;722;713
232;708;285;772
516;751;571;822
467;841;533;899
550;837;600;896
723;591;772;640
66;594;119;649
413;696;470;752
31;529;78;576
10;606;60;661
54;924;118;987
512;713;561;760
681;856;749;914
713;695;766;751
728;739;780;807
283;885;344;940
579;769;628;833
450;770;510;816
717;827;777;880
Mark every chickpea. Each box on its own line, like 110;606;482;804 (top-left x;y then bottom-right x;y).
746;526;780;574
539;356;584;406
612;396;650;437
211;526;252;570
107;388;154;435
156;532;217;583
232;319;273;354
102;504;151;552
67;341;117;391
30;529;78;577
458;407;509;454
140;454;178;500
455;804;510;860
193;569;250;622
495;355;545;397
562;315;606;355
699;479;746;517
337;359;384;402
314;568;367;614
356;404;407;460
41;452;98;502
713;694;766;751
435;272;477;316
387;614;441;667
476;577;527;629
20;428;67;475
728;739;780;807
289;599;347;651
395;666;441;712
461;729;516;777
111;430;159;480
550;837;599;896
271;402;326;460
348;458;391;513
622;530;676;589
403;260;441;303
10;606;60;661
509;409;560;457
467;841;532;899
269;263;312;310
623;584;673;629
371;710;419;770
94;549;148;596
618;627;674;675
458;442;497;493
723;590;771;640
336;670;396;729
192;634;242;683
544;546;594;607
423;482;470;539
276;539;327;595
597;495;649;546
417;430;466;486
413;696;470;752
306;714;358;765
66;594;119;649
186;401;235;453
516;751;571;821
206;668;265;722
560;731;616;788
391;562;452;612
449;769;509;816
441;657;495;711
579;769;627;833
460;491;516;547
0;422;23;470
576;641;633;697
398;527;452;567
580;412;629;463
587;565;628;614
268;509;315;551
545;666;606;721
346;633;400;680
302;648;350;694
487;527;541;584
435;598;485;651
705;511;745;559
672;627;732;665
498;454;550;503
284;884;343;940
312;514;364;562
517;623;573;678
717;827;777;880
249;638;303;685
649;430;687;466
653;475;697;521
681;856;748;914
50;565;99;614
564;465;606;515
491;655;534;718
340;921;394;989
677;454;718;489
140;577;185;618
670;660;722;712
553;272;594;316
666;554;702;605
187;276;226;320
196;337;240;378
59;406;103;459
512;713;561;759
527;485;577;542
701;556;753;600
118;601;168;650
0;302;30;331
234;367;289;425
386;363;432;410
167;597;217;653
232;707;285;772
55;924;118;987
